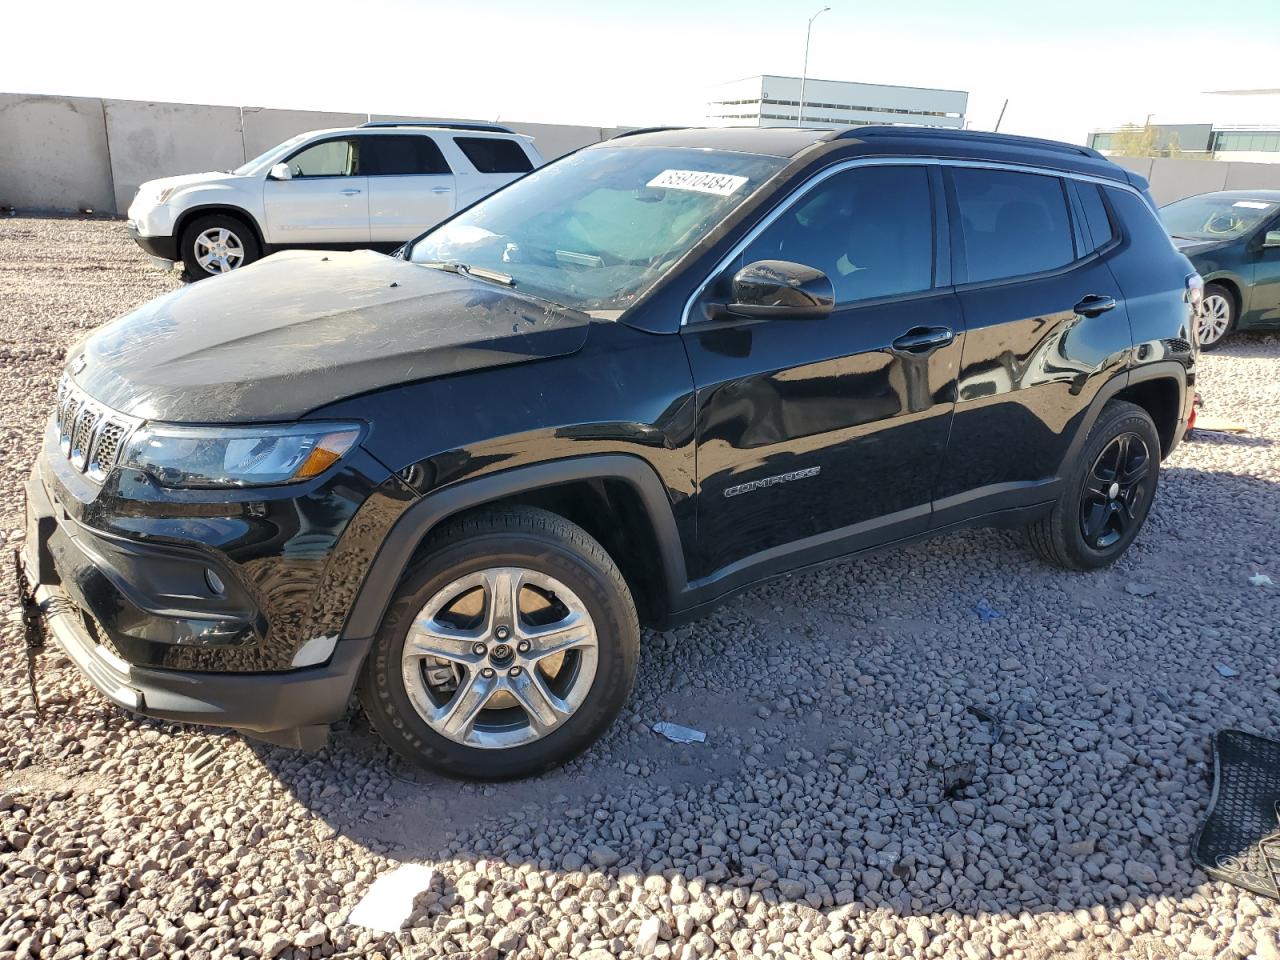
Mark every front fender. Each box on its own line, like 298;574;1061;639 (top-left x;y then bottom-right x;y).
339;454;688;641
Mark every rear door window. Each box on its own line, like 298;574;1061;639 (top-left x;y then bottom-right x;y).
454;137;534;174
951;168;1075;282
362;135;451;176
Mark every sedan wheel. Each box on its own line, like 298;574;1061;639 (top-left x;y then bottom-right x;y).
1198;290;1233;349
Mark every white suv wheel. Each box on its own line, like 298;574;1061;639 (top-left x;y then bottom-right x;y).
194;227;245;274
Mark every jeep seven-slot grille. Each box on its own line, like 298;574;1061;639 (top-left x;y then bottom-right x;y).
53;377;139;483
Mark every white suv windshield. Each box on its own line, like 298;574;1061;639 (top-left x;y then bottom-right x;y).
233;133;311;176
408;146;785;314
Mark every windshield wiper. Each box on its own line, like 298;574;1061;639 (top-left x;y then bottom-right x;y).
417;260;515;287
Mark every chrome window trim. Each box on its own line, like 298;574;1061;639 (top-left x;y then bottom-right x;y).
680;156;1149;326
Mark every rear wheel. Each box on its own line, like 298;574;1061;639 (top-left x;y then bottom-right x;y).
1197;284;1235;351
180;213;260;281
359;506;639;779
1028;400;1161;570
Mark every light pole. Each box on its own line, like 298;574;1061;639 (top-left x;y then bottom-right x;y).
798;6;831;127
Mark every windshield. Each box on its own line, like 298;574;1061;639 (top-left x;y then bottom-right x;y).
1160;194;1278;241
234;133;311;176
407;146;786;314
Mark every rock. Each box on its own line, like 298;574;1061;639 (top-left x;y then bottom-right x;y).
1062;838;1095;857
777;878;807;899
906;919;930;949
1124;860;1158;885
635;915;662;955
589;846;621;868
295;926;327;949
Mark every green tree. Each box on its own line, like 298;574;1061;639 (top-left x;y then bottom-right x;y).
1110;124;1182;158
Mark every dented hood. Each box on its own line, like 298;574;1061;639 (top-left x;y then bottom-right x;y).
71;250;591;423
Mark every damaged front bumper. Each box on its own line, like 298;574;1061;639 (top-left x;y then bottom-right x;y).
20;464;368;749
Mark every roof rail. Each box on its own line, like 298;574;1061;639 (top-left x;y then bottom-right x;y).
609;126;688;140
358;120;516;134
835;125;1102;159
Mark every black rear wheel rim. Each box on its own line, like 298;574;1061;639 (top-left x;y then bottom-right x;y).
1079;431;1151;550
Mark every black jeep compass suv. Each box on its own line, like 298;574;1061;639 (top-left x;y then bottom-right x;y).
22;126;1200;779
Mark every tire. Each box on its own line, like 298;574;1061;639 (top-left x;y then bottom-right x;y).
1028;400;1161;570
358;506;639;780
1197;283;1236;351
180;213;260;281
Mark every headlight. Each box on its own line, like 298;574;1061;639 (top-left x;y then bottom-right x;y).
122;423;361;488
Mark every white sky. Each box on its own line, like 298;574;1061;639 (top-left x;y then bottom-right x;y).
4;0;1279;145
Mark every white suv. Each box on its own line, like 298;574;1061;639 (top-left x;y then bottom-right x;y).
126;122;544;280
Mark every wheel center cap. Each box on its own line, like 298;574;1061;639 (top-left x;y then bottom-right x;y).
1108;481;1120;499
491;643;513;664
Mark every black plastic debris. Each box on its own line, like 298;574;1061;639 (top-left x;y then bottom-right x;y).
1193;730;1280;899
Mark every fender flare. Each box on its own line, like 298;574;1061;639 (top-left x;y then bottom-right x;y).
340;454;689;640
1058;361;1189;472
173;203;267;251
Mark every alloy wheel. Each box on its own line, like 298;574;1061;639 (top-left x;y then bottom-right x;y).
193;227;245;274
401;567;599;749
1079;432;1151;550
1198;293;1232;348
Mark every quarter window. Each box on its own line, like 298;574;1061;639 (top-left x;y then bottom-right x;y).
951;168;1075;283
286;139;358;178
741;165;934;305
362;135;451;176
1076;182;1114;251
454;137;534;174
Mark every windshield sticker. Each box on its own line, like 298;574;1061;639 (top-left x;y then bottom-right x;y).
1233;200;1273;209
647;169;749;196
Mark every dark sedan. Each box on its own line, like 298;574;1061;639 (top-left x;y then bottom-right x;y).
1160;190;1280;349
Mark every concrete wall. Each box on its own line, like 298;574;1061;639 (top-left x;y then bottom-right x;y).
0;93;115;212
1112;155;1280;205
104;99;245;214
241;107;367;160
0;92;621;215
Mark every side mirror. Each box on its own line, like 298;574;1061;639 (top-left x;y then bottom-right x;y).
1264;229;1280;249
718;260;834;320
269;162;292;181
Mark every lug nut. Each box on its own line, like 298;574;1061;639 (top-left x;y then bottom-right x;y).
472;642;487;656
517;640;531;653
481;667;496;679
495;626;511;640
508;666;522;677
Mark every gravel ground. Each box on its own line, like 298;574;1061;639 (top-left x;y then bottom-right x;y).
2;215;1279;960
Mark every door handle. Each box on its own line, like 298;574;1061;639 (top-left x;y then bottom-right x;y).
430;186;452;194
890;326;954;355
339;188;362;196
1074;294;1117;317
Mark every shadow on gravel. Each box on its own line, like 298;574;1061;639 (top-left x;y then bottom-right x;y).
1186;431;1274;448
237;462;1280;944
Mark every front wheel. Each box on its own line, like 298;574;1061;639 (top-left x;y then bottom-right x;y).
180;214;260;281
1197;284;1235;351
358;506;639;779
1027;400;1161;570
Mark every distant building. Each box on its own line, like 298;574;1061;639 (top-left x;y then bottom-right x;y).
1089;123;1280;164
707;74;967;129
